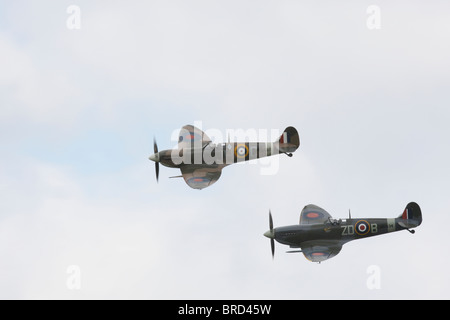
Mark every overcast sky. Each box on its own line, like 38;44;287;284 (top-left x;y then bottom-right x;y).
1;1;450;299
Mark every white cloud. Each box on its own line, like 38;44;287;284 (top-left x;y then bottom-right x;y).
0;32;83;131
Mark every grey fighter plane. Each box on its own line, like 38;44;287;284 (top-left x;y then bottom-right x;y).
149;125;300;189
264;202;422;263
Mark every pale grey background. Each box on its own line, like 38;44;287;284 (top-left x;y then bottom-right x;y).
1;1;449;299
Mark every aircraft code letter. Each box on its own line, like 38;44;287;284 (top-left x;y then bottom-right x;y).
341;225;354;236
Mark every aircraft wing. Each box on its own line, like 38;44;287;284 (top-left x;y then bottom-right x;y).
299;204;333;225
180;165;222;190
300;240;343;263
178;125;212;149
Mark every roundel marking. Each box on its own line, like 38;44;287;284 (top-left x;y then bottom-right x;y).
312;252;325;256
186;133;200;140
355;220;370;235
180;131;202;143
234;144;249;158
187;177;210;184
306;212;320;218
304;211;324;221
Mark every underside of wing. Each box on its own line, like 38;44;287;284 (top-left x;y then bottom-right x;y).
178;125;212;150
180;165;222;190
300;240;343;263
299;204;333;225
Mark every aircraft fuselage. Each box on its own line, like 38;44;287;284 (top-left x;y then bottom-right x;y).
155;142;285;169
274;217;407;249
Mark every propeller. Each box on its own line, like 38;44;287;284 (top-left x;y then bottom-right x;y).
263;210;275;259
153;138;159;182
270;211;275;259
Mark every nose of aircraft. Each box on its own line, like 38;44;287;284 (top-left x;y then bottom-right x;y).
149;153;159;162
264;230;274;239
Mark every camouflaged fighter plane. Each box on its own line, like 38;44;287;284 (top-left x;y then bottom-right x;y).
264;202;422;263
149;125;300;190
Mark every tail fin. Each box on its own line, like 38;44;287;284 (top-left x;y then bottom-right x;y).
397;202;422;229
276;126;300;153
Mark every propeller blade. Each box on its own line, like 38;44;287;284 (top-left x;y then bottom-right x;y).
153;138;159;182
269;211;274;259
153;138;158;154
271;239;275;259
155;162;159;182
269;210;273;232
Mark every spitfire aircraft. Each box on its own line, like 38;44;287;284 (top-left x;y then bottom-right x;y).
149;125;300;189
264;202;422;263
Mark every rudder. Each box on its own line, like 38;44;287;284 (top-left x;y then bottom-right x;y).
277;126;300;153
397;202;422;229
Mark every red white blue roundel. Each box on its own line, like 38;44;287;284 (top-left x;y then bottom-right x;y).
234;144;249;158
355;220;370;235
